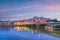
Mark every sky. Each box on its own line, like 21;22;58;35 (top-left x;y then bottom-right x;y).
0;0;60;21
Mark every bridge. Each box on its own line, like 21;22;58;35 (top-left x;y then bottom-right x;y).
43;22;60;32
13;22;60;32
0;21;60;32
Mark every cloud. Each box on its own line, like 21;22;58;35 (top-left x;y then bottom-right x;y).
0;4;37;11
53;15;60;20
0;3;60;15
0;11;5;14
47;0;60;2
46;4;60;12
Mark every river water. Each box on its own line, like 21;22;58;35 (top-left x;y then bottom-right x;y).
0;26;60;40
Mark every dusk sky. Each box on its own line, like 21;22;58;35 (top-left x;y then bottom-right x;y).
0;0;60;20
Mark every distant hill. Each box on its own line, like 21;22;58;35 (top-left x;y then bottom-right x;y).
24;16;60;22
16;16;60;22
32;16;59;22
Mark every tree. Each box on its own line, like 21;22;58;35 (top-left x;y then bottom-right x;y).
54;18;59;22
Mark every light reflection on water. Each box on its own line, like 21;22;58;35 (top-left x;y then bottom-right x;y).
14;26;30;31
0;26;60;40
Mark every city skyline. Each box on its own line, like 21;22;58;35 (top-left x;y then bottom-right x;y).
0;0;60;20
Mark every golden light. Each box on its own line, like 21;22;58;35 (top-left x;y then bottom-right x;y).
14;22;27;25
14;26;30;31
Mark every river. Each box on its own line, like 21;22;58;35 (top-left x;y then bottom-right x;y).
0;25;60;40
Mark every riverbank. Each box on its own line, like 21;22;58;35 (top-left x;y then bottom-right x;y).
40;29;60;38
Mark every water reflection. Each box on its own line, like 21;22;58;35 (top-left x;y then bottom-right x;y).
0;25;60;40
14;26;30;31
0;27;11;31
14;25;44;34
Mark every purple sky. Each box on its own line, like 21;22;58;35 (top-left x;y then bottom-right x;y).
0;0;60;20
